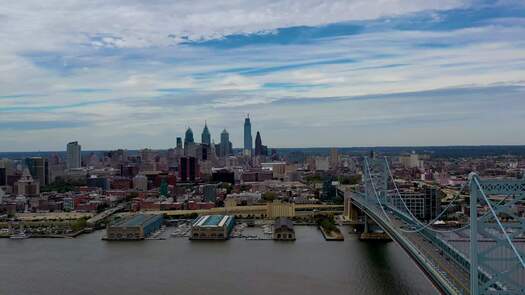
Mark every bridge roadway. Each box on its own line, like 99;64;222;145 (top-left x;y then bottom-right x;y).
351;192;470;295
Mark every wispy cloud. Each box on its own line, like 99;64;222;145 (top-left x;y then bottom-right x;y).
1;0;525;150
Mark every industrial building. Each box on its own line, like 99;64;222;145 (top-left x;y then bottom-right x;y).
106;214;163;240
191;215;235;240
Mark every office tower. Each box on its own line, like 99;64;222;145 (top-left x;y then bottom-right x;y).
254;131;268;156
140;148;156;171
201;122;211;146
184;127;194;148
0;159;10;186
254;131;262;156
244;115;252;155
179;157;199;182
219;129;232;157
0;167;6;186
25;157;49;187
66;141;81;169
176;137;183;149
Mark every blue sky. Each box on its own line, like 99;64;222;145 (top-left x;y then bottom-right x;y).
1;0;525;151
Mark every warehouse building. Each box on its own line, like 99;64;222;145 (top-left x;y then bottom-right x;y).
191;215;235;240
106;214;163;240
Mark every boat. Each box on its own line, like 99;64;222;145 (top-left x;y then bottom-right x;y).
263;226;272;235
10;232;31;240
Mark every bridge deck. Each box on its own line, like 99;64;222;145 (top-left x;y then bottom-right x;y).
352;193;470;295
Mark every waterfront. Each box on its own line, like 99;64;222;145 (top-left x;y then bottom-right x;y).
0;226;438;295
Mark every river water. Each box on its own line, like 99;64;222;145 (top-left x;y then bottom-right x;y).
0;226;438;295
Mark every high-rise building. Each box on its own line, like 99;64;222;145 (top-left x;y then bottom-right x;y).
219;129;232;157
254;131;268;156
201;122;211;146
394;185;441;221
244;115;252;155
179;157;199;182
176;137;183;149
66;141;81;169
0;167;6;186
25;157;49;187
255;131;262;156
184;127;194;146
0;159;10;186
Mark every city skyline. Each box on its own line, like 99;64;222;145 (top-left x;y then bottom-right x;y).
1;1;525;151
2;2;525;294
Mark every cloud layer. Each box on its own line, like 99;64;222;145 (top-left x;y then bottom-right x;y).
1;0;524;151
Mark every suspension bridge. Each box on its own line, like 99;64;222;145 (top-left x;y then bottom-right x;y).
341;155;525;295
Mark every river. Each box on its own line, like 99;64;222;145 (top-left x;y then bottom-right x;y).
0;226;438;295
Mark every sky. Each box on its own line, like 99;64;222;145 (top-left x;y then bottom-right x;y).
1;0;525;151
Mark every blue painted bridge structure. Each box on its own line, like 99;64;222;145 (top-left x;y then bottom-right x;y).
341;156;525;295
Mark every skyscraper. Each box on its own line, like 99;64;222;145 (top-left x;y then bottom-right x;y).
179;157;199;182
219;129;232;157
25;157;49;187
184;127;194;148
176;137;183;149
244;115;252;155
254;131;268;156
201;122;211;146
66;141;81;169
255;131;262;156
0;167;6;186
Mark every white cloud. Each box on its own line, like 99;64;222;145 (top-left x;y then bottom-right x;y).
0;0;468;51
2;0;525;150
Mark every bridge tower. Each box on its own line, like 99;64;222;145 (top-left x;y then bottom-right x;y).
363;156;389;203
361;156;391;240
469;174;525;295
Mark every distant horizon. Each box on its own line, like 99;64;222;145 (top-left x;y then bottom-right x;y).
2;144;525;155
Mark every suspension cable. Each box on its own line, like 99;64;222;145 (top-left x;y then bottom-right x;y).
364;157;396;225
383;158;511;234
383;157;469;233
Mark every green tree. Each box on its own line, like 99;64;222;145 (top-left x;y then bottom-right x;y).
262;191;277;202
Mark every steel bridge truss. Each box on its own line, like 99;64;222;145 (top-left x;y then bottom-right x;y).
363;156;525;295
469;175;525;295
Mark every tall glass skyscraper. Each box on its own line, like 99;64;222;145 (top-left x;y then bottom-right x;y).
244;115;252;155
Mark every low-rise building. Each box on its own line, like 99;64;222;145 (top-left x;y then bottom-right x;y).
273;217;295;241
106;214;163;240
191;215;235;240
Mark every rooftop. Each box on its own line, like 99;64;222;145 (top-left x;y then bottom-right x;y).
193;215;233;227
114;214;162;227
